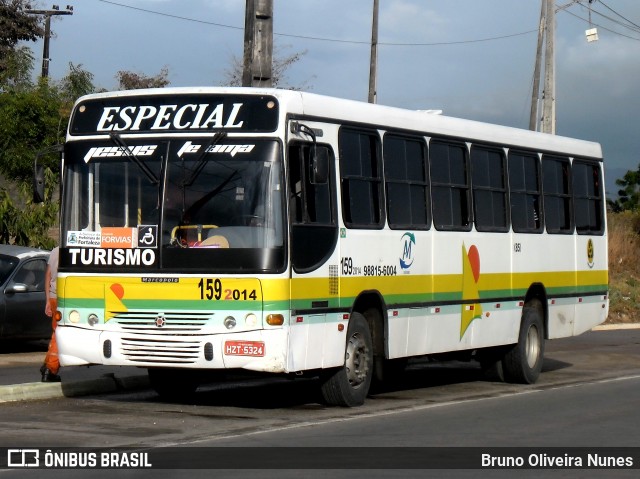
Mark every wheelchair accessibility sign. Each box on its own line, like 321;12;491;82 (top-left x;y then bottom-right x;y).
137;225;158;249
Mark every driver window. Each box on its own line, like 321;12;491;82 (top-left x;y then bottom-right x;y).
11;259;47;292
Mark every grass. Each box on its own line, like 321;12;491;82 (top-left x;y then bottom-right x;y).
606;211;640;324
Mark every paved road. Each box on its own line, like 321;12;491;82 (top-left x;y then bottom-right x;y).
1;325;639;478
0;324;638;404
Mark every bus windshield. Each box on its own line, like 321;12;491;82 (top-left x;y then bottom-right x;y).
61;138;285;273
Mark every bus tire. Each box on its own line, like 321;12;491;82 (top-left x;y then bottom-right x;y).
478;347;507;382
320;312;373;407
502;301;545;384
148;368;200;400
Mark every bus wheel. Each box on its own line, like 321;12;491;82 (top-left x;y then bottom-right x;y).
320;312;373;407
502;301;545;384
148;368;200;401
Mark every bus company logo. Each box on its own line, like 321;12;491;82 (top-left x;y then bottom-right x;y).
587;239;594;268
399;232;416;271
155;315;166;328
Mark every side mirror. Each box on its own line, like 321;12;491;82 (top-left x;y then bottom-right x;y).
33;163;45;203
309;146;329;185
33;144;63;203
5;284;28;294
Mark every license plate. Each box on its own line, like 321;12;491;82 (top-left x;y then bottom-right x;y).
224;340;265;357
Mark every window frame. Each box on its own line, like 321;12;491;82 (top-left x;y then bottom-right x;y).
542;155;574;234
338;127;384;229
571;159;605;236
383;132;431;230
470;144;509;233
508;150;544;234
429;138;472;232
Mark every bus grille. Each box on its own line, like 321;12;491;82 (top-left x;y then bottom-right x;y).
120;337;201;364
110;310;211;333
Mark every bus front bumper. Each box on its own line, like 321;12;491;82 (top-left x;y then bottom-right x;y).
56;325;288;373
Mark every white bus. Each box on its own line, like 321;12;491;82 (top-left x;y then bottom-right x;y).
45;87;608;406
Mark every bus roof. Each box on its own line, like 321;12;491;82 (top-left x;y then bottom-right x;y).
72;87;603;160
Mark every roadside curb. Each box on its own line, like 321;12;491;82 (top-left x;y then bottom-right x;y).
0;373;149;404
592;323;640;331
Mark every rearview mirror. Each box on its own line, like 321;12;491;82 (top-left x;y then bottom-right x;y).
309;146;329;185
33;164;45;203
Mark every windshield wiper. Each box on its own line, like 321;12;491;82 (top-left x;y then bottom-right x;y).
110;133;159;184
182;131;227;187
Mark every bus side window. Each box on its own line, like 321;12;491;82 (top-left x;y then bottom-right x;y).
542;155;573;234
470;145;508;232
338;128;384;229
572;160;604;235
430;139;471;231
508;151;543;233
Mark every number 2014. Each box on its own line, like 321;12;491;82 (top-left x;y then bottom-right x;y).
198;279;257;301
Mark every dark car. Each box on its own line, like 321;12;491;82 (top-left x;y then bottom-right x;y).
0;245;51;340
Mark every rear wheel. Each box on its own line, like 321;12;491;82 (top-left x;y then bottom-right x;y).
502;301;545;384
320;312;373;407
148;368;201;401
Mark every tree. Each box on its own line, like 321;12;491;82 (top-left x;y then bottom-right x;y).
608;165;640;213
0;45;34;90
221;45;313;90
115;66;170;90
0;0;44;78
0;60;98;247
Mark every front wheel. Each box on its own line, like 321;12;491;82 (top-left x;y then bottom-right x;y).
320;312;373;407
502;301;545;384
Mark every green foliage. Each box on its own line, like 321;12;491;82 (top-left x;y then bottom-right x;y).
116;67;170;90
608;165;640;213
0;45;35;90
59;62;96;104
0;78;64;181
0;0;44;77
0;171;58;248
0;60;96;247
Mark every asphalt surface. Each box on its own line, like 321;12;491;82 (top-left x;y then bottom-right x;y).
0;323;637;404
0;340;149;403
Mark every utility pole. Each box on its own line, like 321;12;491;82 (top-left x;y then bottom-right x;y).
368;0;379;103
26;5;74;79
531;0;596;133
541;0;556;134
242;0;273;88
529;0;546;131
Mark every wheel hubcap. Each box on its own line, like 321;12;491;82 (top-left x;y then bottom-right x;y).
525;324;541;369
345;332;369;388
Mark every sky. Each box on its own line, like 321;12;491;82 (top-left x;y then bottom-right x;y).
26;0;640;196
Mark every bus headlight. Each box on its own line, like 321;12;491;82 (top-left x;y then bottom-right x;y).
69;310;81;324
88;314;99;326
224;316;237;330
245;313;258;327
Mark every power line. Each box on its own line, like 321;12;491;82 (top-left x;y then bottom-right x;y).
560;7;640;42
97;0;244;31
598;0;640;31
97;0;536;47
583;3;640;34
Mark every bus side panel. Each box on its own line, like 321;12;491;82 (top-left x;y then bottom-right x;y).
286;313;347;371
572;233;608;335
466;232;517;348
